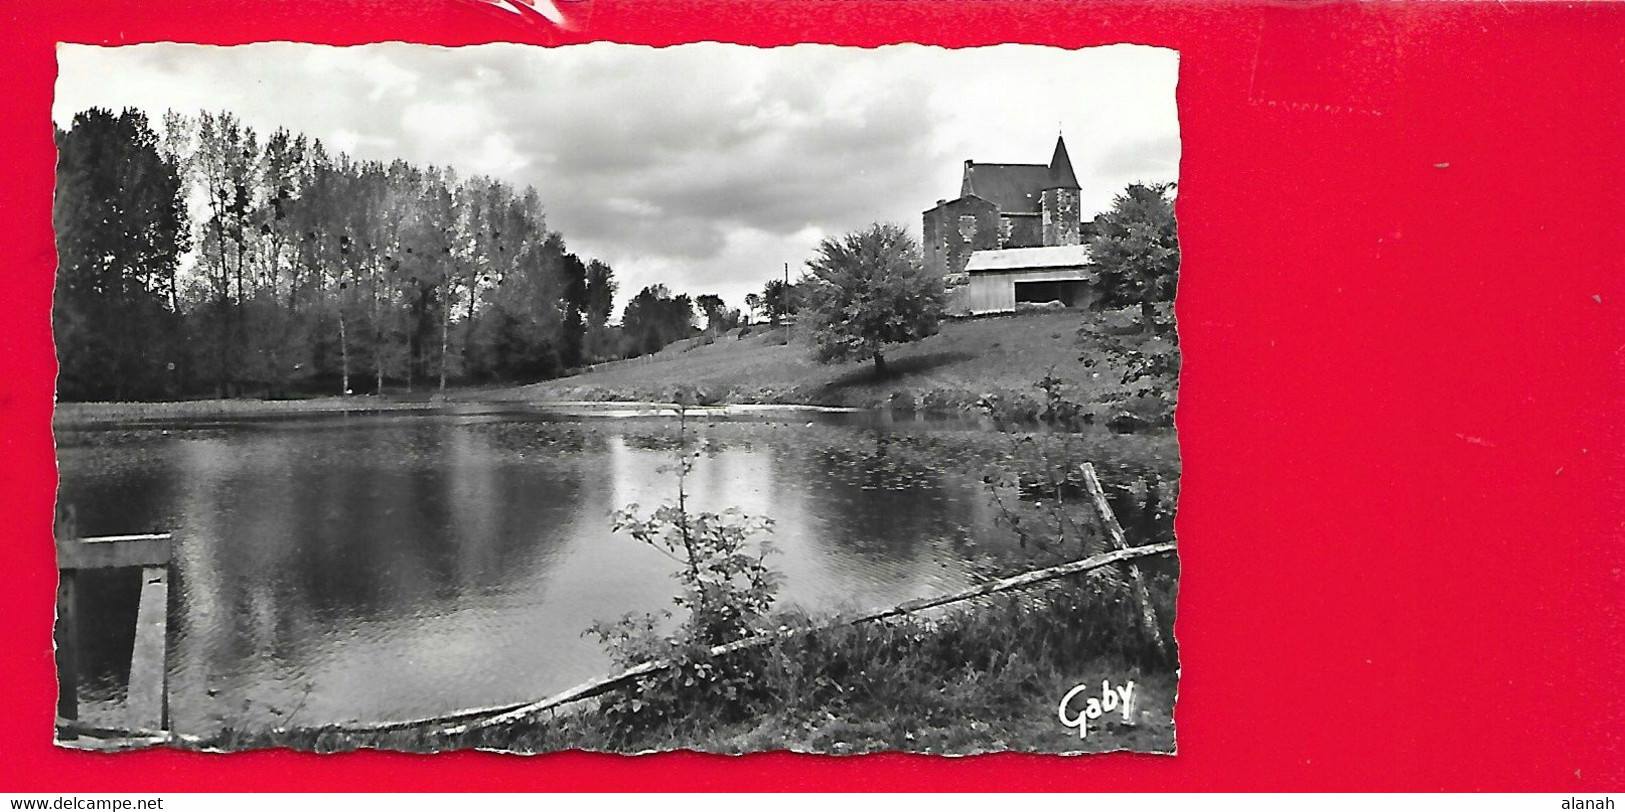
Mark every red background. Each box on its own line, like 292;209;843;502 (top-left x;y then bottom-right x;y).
2;0;1622;792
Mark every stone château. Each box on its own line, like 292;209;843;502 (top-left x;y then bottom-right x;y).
924;135;1098;315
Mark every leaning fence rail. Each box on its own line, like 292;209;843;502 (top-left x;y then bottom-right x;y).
433;539;1175;736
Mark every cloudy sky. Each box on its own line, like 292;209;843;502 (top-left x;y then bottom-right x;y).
55;42;1179;312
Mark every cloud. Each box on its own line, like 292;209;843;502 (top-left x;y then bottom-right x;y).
55;42;1179;311
1094;135;1183;182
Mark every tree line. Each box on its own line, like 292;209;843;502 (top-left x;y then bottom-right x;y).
53;107;1178;402
54;108;629;401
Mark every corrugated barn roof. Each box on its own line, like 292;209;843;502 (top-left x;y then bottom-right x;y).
964;244;1093;272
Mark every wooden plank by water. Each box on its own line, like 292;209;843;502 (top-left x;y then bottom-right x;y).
126;565;169;732
52;529;173;741
58;534;172;571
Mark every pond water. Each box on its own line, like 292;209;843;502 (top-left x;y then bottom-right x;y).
54;404;1175;736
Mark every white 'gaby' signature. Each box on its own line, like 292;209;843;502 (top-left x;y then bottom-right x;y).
1056;680;1136;739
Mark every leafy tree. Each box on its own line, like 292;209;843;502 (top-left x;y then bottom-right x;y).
294;146;361;394
1089;182;1179;334
469;225;570;382
53;108;190;400
190;110;256;394
285;139;342;392
801;222;944;376
621;285;695;357
353;161;398;393
583;259;618;361
459;176;505;370
435;168;478;390
251;126;309;395
742;292;762;324
695;294;728;334
155;110;195;315
402;165;459;391
558;252;589;368
760;279;799;327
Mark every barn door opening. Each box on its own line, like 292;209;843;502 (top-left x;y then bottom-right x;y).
1014;280;1086;308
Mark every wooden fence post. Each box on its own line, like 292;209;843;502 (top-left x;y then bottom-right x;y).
1081;463;1170;658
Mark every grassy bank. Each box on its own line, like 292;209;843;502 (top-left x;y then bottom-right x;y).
480;307;1173;422
51;395;463;427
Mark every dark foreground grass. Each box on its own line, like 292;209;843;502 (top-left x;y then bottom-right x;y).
191;569;1177;755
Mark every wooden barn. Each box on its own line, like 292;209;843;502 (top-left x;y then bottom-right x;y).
947;244;1097;316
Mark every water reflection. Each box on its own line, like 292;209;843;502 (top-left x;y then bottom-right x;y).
55;409;1170;734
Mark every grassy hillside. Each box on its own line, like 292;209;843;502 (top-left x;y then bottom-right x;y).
487;306;1175;423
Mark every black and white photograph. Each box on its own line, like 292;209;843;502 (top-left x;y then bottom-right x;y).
49;41;1182;755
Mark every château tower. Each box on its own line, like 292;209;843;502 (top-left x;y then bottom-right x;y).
1040;135;1082;246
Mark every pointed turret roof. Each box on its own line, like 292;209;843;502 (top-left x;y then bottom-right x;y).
1046;135;1080;190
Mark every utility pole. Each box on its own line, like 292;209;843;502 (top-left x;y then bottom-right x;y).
784;261;791;343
